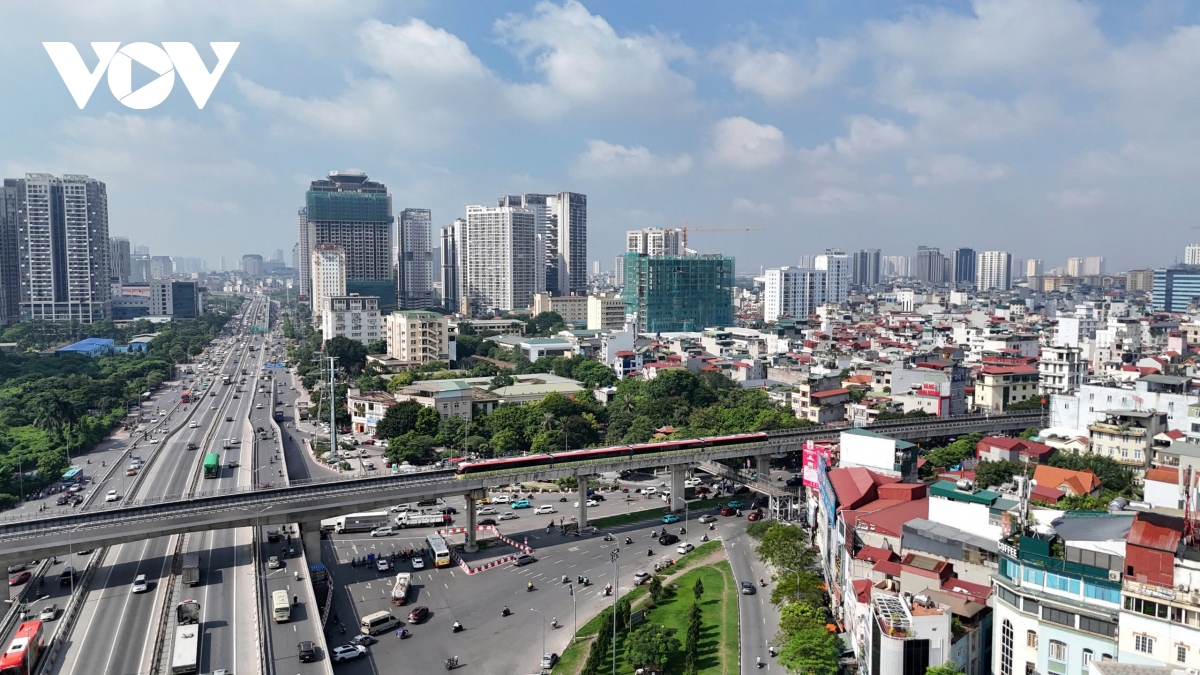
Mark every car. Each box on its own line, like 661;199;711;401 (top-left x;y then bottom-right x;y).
37;604;58;621
725;500;744;509
125;467;137;476
330;644;367;662
267;556;282;569
297;641;317;663
541;653;560;669
105;490;120;502
186;443;199;450
511;499;531;509
741;581;756;595
226;416;233;422
362;459;375;470
662;514;680;524
490;495;510;504
574;500;599;508
658;534;679;546
148;437;159;444
478;518;497;526
676;543;695;555
697;514;716;524
376;559;391;572
632;571;650;585
56;495;69;505
785;475;803;487
534;505;556;514
188;421;199;428
227;460;239;469
513;554;536;566
643;487;657;495
131;574;148;593
407;606;429;623
232;394;239;399
8;571;31;586
411;556;426;570
475;506;497;516
747;510;764;522
348;633;378;647
210;405;216;410
370;526;394;537
255;403;262;409
499;511;517;521
440;506;458;515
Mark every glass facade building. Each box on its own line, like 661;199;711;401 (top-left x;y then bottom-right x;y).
622;253;735;333
1153;267;1200;312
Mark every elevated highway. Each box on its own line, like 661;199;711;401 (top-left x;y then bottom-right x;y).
0;411;1043;567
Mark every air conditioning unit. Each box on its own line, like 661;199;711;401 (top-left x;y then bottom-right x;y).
1109;570;1121;582
1179;584;1191;593
1012;577;1021;587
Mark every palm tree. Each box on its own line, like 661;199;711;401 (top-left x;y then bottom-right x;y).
618;392;637;416
540;412;558;432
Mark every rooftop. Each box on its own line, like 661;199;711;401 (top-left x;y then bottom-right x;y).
1050;512;1136;543
843;427;916;450
929;480;1000;506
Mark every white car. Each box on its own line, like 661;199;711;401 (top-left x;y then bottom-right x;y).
188;421;199;428
676;543;695;555
105;490;119;502
534;505;556;515
697;514;716;524
210;405;216;410
476;506;497;516
149;437;159;444
370;526;395;537
490;495;510;504
632;571;650;585
411;556;425;570
643;487;657;495
499;511;517;521
362;460;375;470
574;500;599;508
376;558;391;572
131;574;148;593
255;403;263;409
330;645;367;662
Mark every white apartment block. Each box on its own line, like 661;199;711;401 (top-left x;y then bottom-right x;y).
976;251;1012;292
763;266;825;322
1026;258;1043;278
815;251;851;304
1068;257;1084;277
321;294;380;345
465;205;537;313
1040;345;1085;396
385;310;449;364
626;227;682;256
587;294;626;330
1187;244;1200;266
310;244;346;326
1084;256;1106;276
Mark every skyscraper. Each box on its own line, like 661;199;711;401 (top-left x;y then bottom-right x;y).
110;237;131;283
626;227;683;257
439;219;466;313
13;173;111;323
398;208;433;310
498;192;586;295
948;248;976;285
614;255;625;288
150;256;174;279
0;181;18;326
851;249;881;288
623;253;735;333
465;205;537;313
1067;257;1083;277
240;254;263;277
1026;259;1043;278
976;251;1012;292
1153;267;1200;312
1187;245;1200;266
297;207;310;298
304;171;395;311
764;267;825;322
914;246;947;284
882;256;909;279
814;250;851;304
310;244;346;325
1082;256;1105;276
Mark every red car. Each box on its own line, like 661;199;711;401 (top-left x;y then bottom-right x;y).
407;606;429;624
720;506;737;517
362;439;375;445
747;510;764;522
8;571;31;586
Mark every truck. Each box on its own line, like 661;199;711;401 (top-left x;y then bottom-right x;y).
393;511;449;529
181;552;201;586
328;511;389;534
171;600;201;674
391;572;412;605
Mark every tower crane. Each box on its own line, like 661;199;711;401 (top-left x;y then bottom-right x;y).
680;221;765;250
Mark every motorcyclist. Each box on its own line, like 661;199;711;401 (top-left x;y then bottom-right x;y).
551;617;558;628
527;582;534;591
756;656;764;668
502;605;510;616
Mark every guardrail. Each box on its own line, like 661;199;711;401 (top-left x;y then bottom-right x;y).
33;547;106;675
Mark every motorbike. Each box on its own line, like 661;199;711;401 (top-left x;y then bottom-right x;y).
603;533;614;541
756;657;764;668
551;619;558;628
452;622;464;633
701;534;709;542
562;575;569;584
759;578;766;587
527;584;535;592
397;629;410;639
769;646;777;657
625;537;633;545
679;527;686;535
647;548;654;556
445;656;460;670
501;607;511;617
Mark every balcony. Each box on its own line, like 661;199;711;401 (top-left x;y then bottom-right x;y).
1123;578;1194;605
1088;422;1147;437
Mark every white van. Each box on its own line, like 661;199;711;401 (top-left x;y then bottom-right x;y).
272;590;291;623
360;610;401;635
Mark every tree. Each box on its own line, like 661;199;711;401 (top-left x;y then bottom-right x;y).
527;311;566;336
755;521;809;571
373;400;422;440
973;459;1025;490
926;662;963;675
386;433;437;465
625;624;681;671
684;602;702;675
490;429;520;455
324;336;368;374
414;406;441;437
778;602;826;636
489;373;514;390
616;596;632;632
693;577;705;602
648;574;664;602
778;627;840;675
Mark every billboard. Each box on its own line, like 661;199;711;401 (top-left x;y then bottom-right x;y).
802;441;831;489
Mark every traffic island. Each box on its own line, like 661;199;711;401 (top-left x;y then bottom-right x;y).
440;525;535;574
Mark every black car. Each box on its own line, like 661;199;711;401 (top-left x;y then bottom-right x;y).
297;641;316;663
785;476;803;487
56;495;69;506
658;534;679;546
479;518;497;526
440;506;458;515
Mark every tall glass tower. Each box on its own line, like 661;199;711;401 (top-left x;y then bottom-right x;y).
304;171;396;311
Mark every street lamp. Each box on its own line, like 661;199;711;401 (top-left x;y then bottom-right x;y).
530;608;546;665
568;583;578;645
610;549;619;675
783;566;802;602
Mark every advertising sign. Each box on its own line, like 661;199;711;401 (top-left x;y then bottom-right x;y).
802;441;831;489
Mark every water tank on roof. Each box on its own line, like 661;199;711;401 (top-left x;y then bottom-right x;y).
913;594;933;608
1108;498;1128;511
956;479;975;492
1129;501;1153;511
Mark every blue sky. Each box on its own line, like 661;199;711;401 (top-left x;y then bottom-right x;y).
3;0;1200;273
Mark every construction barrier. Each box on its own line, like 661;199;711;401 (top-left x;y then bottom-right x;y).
438;525;533;575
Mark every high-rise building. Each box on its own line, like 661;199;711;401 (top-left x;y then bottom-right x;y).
764;267;825;322
130;255;150;283
12;173;111;323
1153;267;1200;312
296;207;310;299
310;244;346;325
623;253;735;333
398;208;433;310
291;243;300;274
150;255;175;279
851;249;881;287
150;280;203;318
1025;259;1043;278
321;294;381;345
882;255;909;279
133;244;149;255
465;205;537;313
1186;244;1200;266
1082;256;1105;276
1126;269;1155;293
1067;257;1083;277
304;171;395;310
626;227;683;257
172;257;204;275
976;251;1012;292
110;237;131;283
498;192;586;295
0;181;19;326
814;250;851;304
614;255;625;288
948;248;976;285
273;248;284;263
385;310;450;364
240;254;263;277
914;246;947;284
439;219;465;313
219;256;226;272
592;261;600;276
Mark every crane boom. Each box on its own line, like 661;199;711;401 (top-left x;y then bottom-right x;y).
680;221;765;249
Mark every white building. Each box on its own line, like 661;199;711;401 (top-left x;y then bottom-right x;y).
310;244;346;326
626;227;682;257
296;207;310;299
321;294;380;345
440;218;466;313
497;192;587;296
1186;244;1200;266
587;294;626;331
763;267;825;323
815;250;852;304
976;251;1013;292
1084;256;1106;276
1040;345;1085;396
1026;258;1043;278
397;208;433;309
464;205;537;313
384;310;450;365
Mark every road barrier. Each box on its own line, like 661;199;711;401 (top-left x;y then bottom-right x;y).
439;524;535;574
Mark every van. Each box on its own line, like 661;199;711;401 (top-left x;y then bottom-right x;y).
272;590;291;623
359;610;401;635
59;566;75;585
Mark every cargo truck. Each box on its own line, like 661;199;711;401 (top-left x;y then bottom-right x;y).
170;600;201;674
327;511;389;534
393;511;449;529
181;552;200;586
391;572;412;605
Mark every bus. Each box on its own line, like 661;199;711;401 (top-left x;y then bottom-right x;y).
0;620;45;675
426;534;451;568
180;390;191;404
271;590;290;623
203;453;220;479
61;467;83;487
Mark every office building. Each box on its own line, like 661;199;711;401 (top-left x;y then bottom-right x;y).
623;253;735;332
321;294;381;345
626;227;683;257
614;255;625;288
110;237;131;283
297;207;310;299
303;171;395;310
498;192;587;295
763;266;825;323
149;255;174;279
1187;245;1200;266
0;181;18;326
976;251;1013;292
440;218;465;313
291;243;299;274
150;280;202;319
310;244;346;325
465;205;537;313
385;310;450;364
815;249;851;304
1126;269;1155;293
914;246;947;284
587;294;626;330
172;256;204;275
130;255;150;283
1153;267;1200;312
949;247;977;285
882;255;910;279
240;254;263;277
12;173;111;323
398;208;433;310
851;248;881;287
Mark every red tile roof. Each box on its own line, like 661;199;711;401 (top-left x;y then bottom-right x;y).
941;578;992;603
1032;465;1101;496
1031;484;1065;503
855;546;899;563
980;365;1039;376
873;559;902;576
1145;466;1179;484
844;498;929;537
852;578;873;604
811;387;851;399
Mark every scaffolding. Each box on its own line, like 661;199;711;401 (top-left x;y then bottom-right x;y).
622;253;736;333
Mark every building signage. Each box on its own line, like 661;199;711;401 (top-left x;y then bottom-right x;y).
802;441;831;489
817;452;837;528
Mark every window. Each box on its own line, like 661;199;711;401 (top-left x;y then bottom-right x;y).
1027;630;1038;648
1079;615;1117;638
1082;650;1094;667
998;586;1019;608
1178;645;1188;664
1044;606;1077;628
1023;597;1041;615
1046;572;1082;594
1085;581;1121;604
1049;640;1067;661
1024;567;1045;585
1001;620;1014;675
1135;635;1155;654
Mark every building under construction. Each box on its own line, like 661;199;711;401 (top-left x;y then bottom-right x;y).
622;252;735;333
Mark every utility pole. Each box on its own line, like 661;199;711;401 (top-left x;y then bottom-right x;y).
328;356;338;463
611;549;619;675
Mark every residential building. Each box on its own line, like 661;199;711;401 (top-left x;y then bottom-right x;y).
240;254;263;277
977;251;1013;292
310;244;346;326
148;255;174;279
12;173;111;323
109;237;130;283
1068;257;1084;277
297;207;311;299
763;266;825;323
626;227;682;257
815;250;852;304
346;388;398;435
975;364;1039;412
149;281;202;319
863;592;952;675
587;294;626;330
304;171;395;311
852;248;882;287
1039;345;1085;396
384;310;449;365
440;218;465;313
0;181;18;326
950;248;977;286
1030;464;1101;497
533;292;587;324
1116;513;1200;668
915;246;947;284
976;437;1056;466
1052;379;1197;435
486;335;576;362
1126;269;1155;293
1088;409;1168;474
890;364;969;417
1084;257;1106;276
1026;259;1043;279
883;255;910;279
397;208;433;309
1187;244;1200;266
498;192;587;295
622;253;735;333
129;254;150;283
464;205;537;313
321;294;381;345
840;428;920;482
791;374;850;425
1153;267;1200;313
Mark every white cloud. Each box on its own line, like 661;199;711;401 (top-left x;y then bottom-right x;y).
571;140;692;179
713;38;856;102
907;154;1009;187
710;117;786;169
731;197;774;217
833;115;908;158
791;187;898;215
1047;188;1104;209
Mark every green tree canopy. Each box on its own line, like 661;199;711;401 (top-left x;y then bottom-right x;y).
324;336;368;374
778;627;840;675
625;623;681;670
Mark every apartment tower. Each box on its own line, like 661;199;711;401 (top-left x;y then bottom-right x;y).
398;208;433;310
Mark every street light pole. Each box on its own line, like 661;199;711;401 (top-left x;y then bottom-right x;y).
530;608;546;665
783;566;801;602
569;583;578;644
611;549;619;675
